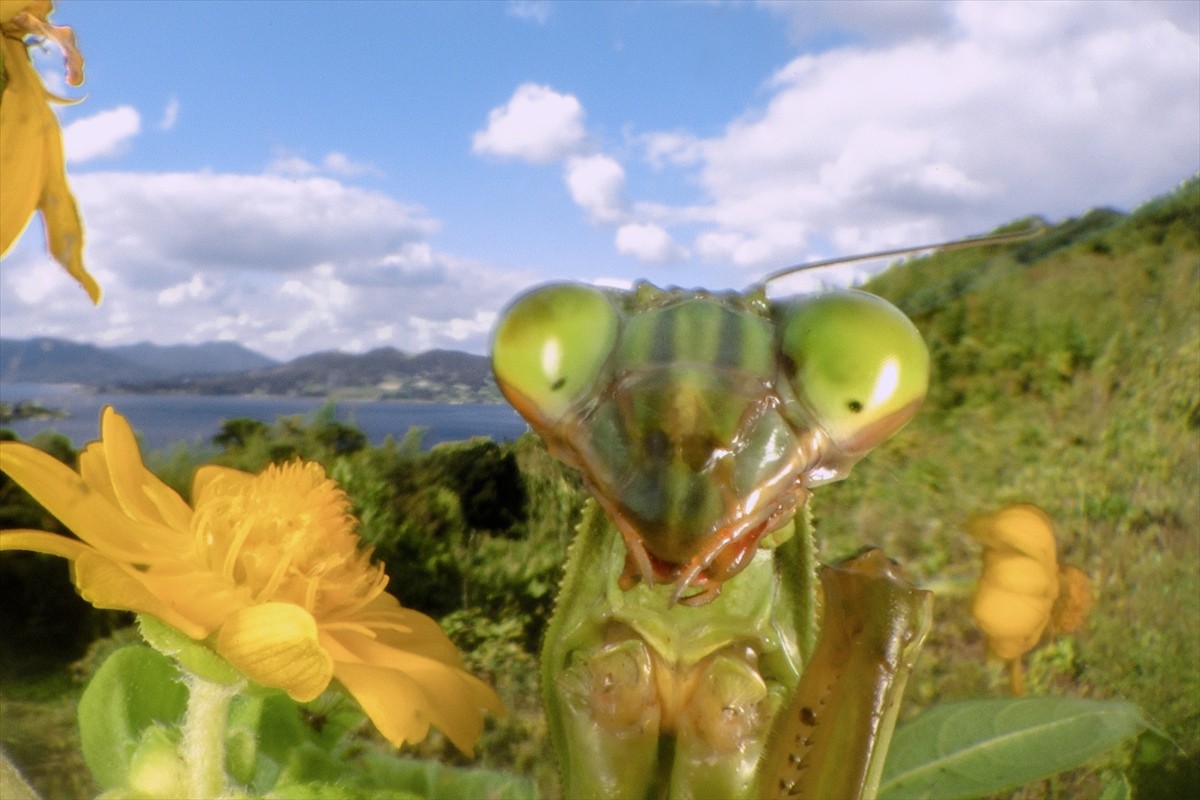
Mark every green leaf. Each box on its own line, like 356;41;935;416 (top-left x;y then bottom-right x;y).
878;697;1148;800
226;690;356;793
267;781;423;800
355;752;540;800
1098;773;1133;800
77;645;188;789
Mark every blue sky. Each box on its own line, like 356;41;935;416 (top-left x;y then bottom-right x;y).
4;0;1198;360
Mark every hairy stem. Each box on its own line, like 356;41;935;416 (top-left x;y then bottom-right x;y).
179;672;240;799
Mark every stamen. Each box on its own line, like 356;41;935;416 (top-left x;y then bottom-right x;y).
256;547;296;601
303;575;320;612
221;517;254;580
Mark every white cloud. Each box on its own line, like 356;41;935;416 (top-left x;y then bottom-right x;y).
615;222;688;264
637;0;1200;270
158;97;180;130
71;171;438;276
641;131;704;169
468;1;1195;277
410;309;498;350
157;273;215;306
322;151;382;177
472;83;587;163
564;155;627;223
266;150;381;178
506;1;552;25
0;168;534;359
8;256;72;305
265;154;319;177
63;106;141;163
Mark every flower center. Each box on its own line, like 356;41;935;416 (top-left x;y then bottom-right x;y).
194;461;386;614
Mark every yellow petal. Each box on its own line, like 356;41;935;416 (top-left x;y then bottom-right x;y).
38;96;98;302
77;441;119;505
99;408;192;528
0;8;96;301
0;530;210;639
0;528;91;559
980;551;1059;600
968;504;1058;571
214;602;334;702
334;660;433;749
0;35;47;255
326;629;502;755
333;657;498;756
0;439;181;563
973;587;1051;639
136;568;251;634
345;631;502;712
350;599;466;666
72;550;208;639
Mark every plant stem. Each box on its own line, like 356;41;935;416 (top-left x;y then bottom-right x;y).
179;672;240;799
1008;658;1026;696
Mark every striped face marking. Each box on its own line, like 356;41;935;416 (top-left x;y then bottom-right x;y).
492;282;928;604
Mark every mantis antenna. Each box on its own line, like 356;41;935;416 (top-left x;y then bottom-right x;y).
753;225;1047;291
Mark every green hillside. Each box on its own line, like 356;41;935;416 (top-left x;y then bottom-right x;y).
819;175;1200;795
1;177;1196;798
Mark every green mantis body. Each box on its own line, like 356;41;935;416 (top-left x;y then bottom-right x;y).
492;281;933;799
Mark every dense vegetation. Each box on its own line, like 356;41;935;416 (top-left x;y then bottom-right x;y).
1;177;1196;798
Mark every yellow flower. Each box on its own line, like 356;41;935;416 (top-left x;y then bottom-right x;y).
968;504;1060;662
1;0;100;303
0;408;502;754
968;504;1094;695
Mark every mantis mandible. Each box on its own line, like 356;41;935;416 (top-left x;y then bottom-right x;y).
490;234;1026;799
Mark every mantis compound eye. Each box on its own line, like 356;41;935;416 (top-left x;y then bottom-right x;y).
492;283;619;425
773;290;930;457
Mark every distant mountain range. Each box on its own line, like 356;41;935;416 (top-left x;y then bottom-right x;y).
0;338;500;402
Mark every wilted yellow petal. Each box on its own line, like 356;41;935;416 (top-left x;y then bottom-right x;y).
973;587;1051;641
0;36;47;254
0;4;98;302
39;108;98;301
968;503;1058;569
1052;565;1094;634
0;1;39;26
969;504;1063;662
980;550;1059;599
8;3;83;86
215;602;334;702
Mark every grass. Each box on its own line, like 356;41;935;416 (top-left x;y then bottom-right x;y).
0;672;97;800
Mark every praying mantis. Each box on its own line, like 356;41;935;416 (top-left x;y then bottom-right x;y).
489;236;1026;799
